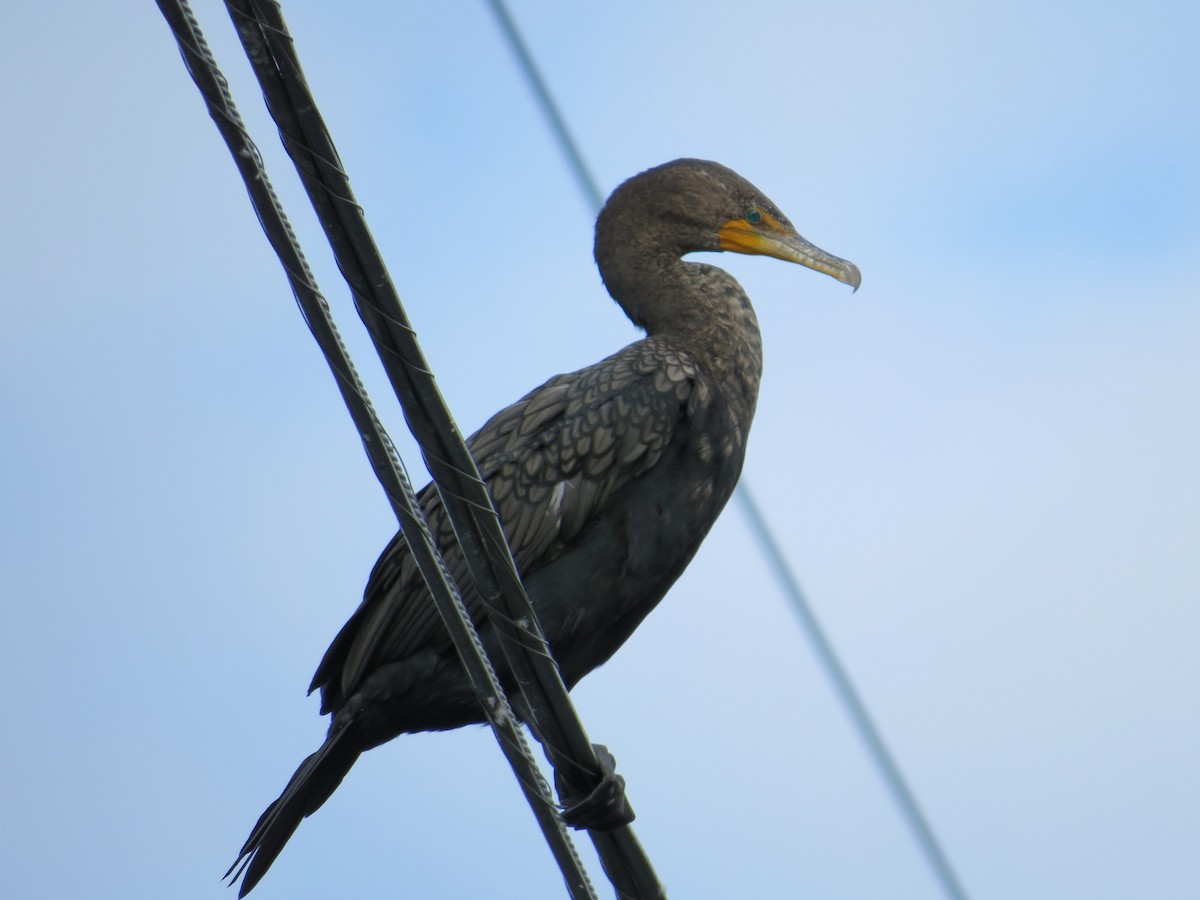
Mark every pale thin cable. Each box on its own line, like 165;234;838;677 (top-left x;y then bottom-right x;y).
484;3;970;898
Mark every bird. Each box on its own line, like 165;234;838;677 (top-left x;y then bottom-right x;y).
226;158;860;895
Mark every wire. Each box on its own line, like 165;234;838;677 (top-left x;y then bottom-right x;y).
484;3;971;899
157;2;602;897
218;2;665;894
486;0;604;214
736;486;971;900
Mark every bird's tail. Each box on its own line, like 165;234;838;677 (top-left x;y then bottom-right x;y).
225;724;361;897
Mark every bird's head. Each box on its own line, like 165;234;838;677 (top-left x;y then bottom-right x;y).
596;158;861;291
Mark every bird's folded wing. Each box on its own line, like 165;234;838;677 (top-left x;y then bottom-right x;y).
311;339;701;709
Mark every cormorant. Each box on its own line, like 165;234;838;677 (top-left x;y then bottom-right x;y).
227;158;860;895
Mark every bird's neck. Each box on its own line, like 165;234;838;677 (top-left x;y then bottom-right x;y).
603;254;764;413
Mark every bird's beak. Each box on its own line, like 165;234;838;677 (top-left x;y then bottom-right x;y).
719;214;862;291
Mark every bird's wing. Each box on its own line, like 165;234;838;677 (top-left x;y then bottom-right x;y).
312;338;705;710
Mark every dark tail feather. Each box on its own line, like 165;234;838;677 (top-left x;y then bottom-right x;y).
225;725;361;897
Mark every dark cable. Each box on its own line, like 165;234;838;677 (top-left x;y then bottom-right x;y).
156;2;597;897
484;3;971;899
225;5;664;896
161;0;666;896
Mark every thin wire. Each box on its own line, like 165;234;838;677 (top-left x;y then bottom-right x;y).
484;3;971;899
736;486;970;900
486;0;603;213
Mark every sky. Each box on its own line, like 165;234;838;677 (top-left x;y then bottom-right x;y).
1;2;1198;898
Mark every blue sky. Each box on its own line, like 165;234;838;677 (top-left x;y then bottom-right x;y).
2;2;1197;898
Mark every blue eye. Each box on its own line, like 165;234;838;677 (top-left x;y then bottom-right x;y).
746;208;762;225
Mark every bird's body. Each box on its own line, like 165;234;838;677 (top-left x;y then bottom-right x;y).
229;159;860;895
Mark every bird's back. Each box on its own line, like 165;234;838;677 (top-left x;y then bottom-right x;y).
311;332;754;735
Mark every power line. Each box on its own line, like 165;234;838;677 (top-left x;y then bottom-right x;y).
158;4;595;895
484;3;971;899
736;486;971;900
159;1;666;897
487;0;604;213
